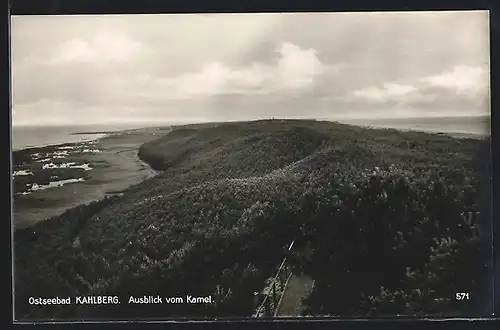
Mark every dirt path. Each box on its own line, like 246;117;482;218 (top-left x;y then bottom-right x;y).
275;275;314;317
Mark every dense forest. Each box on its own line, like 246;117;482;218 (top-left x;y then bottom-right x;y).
13;119;491;320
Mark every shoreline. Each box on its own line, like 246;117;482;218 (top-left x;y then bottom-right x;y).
12;126;170;230
71;131;123;135
11;125;149;152
13;119;490;320
11;123;486;231
11;124;162;152
341;123;489;140
12;134;110;153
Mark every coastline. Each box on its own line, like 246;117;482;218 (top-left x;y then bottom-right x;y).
12;128;131;152
11;123;487;231
12;133;110;152
343;123;489;140
12;126;171;230
13;119;489;320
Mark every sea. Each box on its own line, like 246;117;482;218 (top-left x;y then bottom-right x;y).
11;123;164;151
336;115;491;137
11;116;491;151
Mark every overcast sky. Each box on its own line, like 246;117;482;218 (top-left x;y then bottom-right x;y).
11;11;490;126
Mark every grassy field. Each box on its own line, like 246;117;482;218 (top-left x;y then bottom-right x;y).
13;119;491;320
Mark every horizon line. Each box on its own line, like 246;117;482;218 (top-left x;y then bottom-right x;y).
11;114;491;128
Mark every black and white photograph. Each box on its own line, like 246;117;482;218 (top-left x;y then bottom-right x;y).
11;11;493;321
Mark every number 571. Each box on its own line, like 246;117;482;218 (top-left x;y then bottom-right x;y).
456;292;470;300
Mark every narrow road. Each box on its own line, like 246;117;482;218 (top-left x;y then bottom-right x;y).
274;275;314;317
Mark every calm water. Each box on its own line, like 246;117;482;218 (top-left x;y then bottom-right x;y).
338;116;491;136
11;123;162;151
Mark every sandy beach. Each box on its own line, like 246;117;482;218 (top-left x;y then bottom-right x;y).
12;126;171;230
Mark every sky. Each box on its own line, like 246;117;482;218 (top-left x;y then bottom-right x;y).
10;11;491;126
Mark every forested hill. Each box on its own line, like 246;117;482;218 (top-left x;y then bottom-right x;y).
14;119;490;320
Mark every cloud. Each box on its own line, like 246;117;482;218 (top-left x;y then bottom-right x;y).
14;41;331;107
350;82;433;104
10;12;490;125
12;41;340;124
162;42;326;97
48;30;143;64
274;42;324;88
420;65;488;97
166;62;270;96
347;64;489;108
